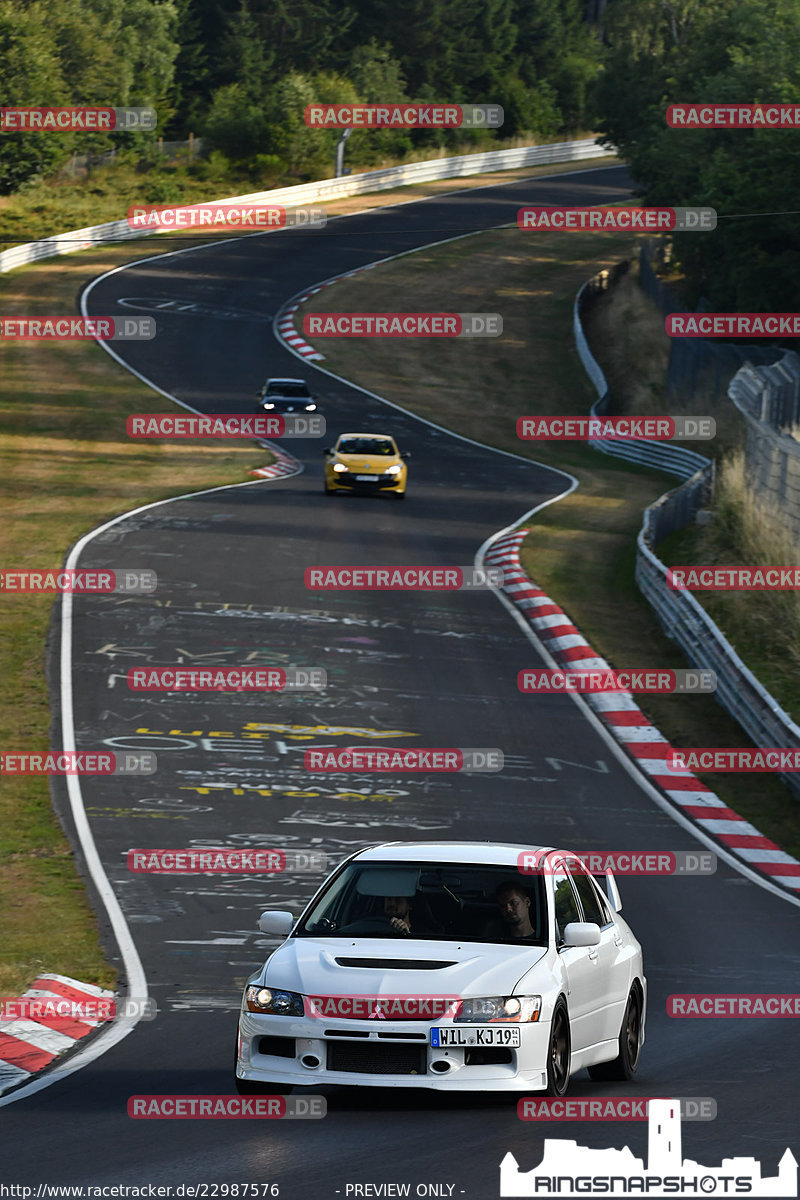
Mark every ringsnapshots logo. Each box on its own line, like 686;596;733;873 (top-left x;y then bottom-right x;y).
668;566;800;590
0;751;156;776
0;317;155;341
304;566;503;589
304;103;503;128
517;206;716;232
0;996;156;1022
302;313;502;337
517;849;716;876
667;748;800;773
126;414;324;439
517;416;715;441
667;103;800;128
127;203;326;232
518;1097;717;1122
0;107;156;131
126;667;326;693
304;747;503;772
127;848;328;874
500;1099;797;1198
127;1095;325;1119
0;568;156;594
667;313;800;337
518;669;716;694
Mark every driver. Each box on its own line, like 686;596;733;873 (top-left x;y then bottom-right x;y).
383;895;442;936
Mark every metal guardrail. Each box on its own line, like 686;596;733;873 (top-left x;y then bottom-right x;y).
573;267;710;480
0;137;615;277
574;265;800;796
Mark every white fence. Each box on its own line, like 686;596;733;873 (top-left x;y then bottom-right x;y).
0;137;615;277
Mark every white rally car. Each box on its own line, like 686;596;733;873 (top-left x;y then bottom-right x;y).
234;841;646;1094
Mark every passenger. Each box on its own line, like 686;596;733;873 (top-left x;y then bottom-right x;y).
493;882;537;939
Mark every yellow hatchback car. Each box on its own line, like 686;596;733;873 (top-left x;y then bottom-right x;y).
323;432;409;500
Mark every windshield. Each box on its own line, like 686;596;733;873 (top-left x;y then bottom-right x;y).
266;382;310;397
337;438;396;456
296;861;548;945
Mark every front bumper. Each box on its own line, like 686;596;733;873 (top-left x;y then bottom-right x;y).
327;471;403;492
236;1010;550;1092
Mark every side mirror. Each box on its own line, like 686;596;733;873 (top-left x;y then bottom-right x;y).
323;447;333;455
258;910;294;935
562;922;601;947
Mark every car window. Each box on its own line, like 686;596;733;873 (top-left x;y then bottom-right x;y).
552;864;582;942
338;438;395;455
296;861;547;944
569;865;607;926
267;382;309;397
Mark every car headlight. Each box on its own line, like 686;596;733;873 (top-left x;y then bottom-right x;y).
305;403;317;411
385;464;402;475
332;462;347;473
245;986;304;1016
262;402;275;409
456;996;541;1022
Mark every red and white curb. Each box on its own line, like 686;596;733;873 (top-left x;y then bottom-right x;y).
0;974;115;1094
486;529;800;893
274;263;377;361
249;442;303;480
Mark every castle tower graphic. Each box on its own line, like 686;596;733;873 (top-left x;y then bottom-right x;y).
500;1098;798;1198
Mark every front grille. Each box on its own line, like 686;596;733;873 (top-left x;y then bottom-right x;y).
257;1036;296;1059
327;1040;427;1075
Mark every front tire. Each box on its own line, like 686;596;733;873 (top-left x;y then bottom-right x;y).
545;999;571;1096
588;986;642;1082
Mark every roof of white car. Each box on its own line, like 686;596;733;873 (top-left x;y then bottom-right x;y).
353;842;555;866
267;378;306;385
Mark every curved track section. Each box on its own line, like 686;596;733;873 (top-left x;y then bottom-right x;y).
3;167;799;1197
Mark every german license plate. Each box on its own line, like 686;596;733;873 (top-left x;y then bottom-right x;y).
355;474;379;481
430;1026;520;1047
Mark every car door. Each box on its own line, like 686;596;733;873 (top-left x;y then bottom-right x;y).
568;861;630;1044
551;860;604;1053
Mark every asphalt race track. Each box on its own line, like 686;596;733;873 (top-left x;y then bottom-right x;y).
3;165;799;1195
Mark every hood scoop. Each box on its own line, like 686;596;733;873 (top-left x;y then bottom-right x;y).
334;957;456;970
